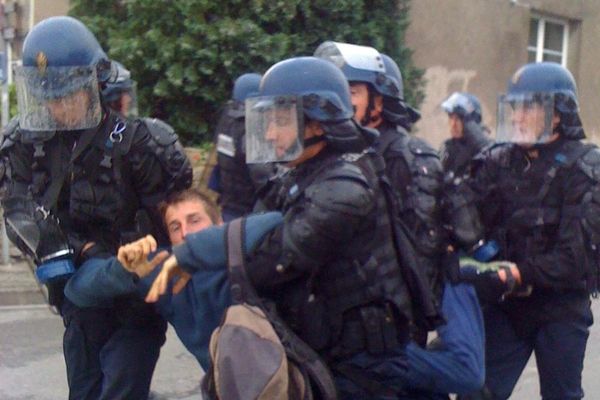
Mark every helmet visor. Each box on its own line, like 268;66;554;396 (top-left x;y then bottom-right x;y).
314;41;384;73
441;92;474;115
245;95;304;163
15;65;102;131
496;93;554;145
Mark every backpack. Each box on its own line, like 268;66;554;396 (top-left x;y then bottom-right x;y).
201;218;338;400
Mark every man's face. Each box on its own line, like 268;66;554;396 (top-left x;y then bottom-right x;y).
448;113;464;139
264;107;299;159
350;82;382;128
46;89;92;128
164;199;214;245
510;102;549;145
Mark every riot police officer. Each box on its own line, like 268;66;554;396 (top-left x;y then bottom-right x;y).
460;62;599;399
314;41;444;329
101;60;137;117
1;16;192;399
439;92;491;181
209;72;277;222
233;56;413;398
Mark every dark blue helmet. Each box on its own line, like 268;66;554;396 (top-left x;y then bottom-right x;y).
441;92;482;124
16;16;110;130
380;53;420;126
260;56;354;122
22;16;113;83
232;73;262;102
507;62;583;139
259;56;374;151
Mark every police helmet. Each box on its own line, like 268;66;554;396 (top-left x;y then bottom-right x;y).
22;16;113;94
441;92;482;124
506;62;583;139
16;16;111;130
101;61;134;103
232;73;262;102
380;53;420;125
247;56;373;158
314;41;400;99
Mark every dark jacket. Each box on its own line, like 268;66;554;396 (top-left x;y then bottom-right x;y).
469;138;595;334
440;121;491;180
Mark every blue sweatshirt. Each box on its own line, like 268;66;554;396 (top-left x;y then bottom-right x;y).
65;211;284;369
66;210;484;394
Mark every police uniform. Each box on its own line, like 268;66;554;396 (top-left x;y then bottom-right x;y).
468;138;596;399
440;120;491;180
2;110;192;399
246;147;413;399
374;122;445;319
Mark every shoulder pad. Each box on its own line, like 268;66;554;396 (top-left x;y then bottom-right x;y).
306;165;373;216
0;117;20;151
320;158;370;185
2;116;19;138
141;117;178;146
407;137;439;158
577;146;600;182
474;142;512;167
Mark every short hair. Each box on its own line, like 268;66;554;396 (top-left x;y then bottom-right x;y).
158;188;220;225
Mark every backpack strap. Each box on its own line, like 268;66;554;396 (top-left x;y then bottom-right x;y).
40;126;97;211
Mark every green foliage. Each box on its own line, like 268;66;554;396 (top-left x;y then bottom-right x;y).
70;0;424;145
0;84;18;123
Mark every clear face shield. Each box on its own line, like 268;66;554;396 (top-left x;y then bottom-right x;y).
441;92;474;115
245;95;304;163
496;93;555;146
15;65;102;131
314;41;384;75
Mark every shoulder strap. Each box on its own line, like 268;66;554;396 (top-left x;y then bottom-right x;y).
536;143;594;203
225;218;338;400
361;150;444;331
40;127;97;210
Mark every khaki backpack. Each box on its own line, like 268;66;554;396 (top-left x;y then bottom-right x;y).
201;217;338;400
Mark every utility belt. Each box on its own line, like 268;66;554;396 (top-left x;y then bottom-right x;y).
328;303;408;359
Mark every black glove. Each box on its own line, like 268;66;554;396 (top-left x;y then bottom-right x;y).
458;258;519;303
33;206;72;263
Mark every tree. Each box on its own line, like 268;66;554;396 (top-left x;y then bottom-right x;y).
70;0;424;145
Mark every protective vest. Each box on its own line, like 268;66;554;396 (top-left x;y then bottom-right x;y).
276;152;412;358
214;101;258;215
482;139;599;293
374;125;446;310
2;110;192;252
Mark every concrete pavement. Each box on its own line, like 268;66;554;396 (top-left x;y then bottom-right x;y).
1;250;599;398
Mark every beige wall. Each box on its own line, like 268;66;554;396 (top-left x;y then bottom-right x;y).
405;0;600;148
0;0;69;59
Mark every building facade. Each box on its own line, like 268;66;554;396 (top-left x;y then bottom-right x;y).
405;0;600;147
0;0;69;81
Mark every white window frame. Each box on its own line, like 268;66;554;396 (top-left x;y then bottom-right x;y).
527;15;569;67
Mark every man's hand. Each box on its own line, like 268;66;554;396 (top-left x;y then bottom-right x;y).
145;255;191;303
117;235;169;278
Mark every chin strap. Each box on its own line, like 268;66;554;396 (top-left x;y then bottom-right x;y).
303;135;325;147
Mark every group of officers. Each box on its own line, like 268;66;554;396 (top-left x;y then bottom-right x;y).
1;14;599;400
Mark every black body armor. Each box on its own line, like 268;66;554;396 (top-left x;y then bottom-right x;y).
374;123;445;305
1;109;192;313
246;149;412;359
